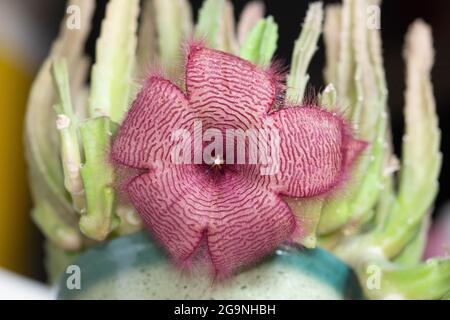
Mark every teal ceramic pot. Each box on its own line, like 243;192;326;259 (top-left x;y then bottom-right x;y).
57;232;363;299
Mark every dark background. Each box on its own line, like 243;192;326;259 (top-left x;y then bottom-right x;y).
22;0;450;279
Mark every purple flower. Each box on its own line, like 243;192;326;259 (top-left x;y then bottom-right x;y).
112;44;366;276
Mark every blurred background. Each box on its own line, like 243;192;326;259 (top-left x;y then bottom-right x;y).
0;0;449;282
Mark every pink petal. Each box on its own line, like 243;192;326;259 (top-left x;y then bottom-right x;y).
186;44;278;131
111;76;193;169
126;165;298;276
239;107;367;198
424;207;450;259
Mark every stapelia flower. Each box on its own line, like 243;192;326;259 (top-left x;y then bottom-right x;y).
112;44;366;276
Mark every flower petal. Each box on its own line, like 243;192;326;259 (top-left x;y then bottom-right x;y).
127;166;207;262
112;76;193;169
126;165;298;275
239;107;367;198
206;175;298;275
186;45;277;130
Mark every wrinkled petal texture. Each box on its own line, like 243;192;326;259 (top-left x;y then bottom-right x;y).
112;77;193;169
112;45;366;275
128;165;297;275
186;45;277;131
239;107;367;198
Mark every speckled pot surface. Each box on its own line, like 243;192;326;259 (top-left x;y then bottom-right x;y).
57;232;363;300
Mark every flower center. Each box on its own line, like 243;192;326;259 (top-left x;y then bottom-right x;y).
207;153;227;176
211;155;225;169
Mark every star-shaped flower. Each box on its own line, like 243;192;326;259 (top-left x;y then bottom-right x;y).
112;44;366;276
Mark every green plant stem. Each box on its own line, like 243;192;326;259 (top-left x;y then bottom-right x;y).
89;0;139;122
32;200;81;251
155;0;193;72
79;117;119;241
239;16;278;67
52;59;85;213
286;2;323;103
